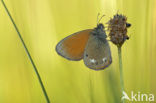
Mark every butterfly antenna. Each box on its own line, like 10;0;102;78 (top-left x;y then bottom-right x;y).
117;10;119;14
97;13;100;25
97;14;105;25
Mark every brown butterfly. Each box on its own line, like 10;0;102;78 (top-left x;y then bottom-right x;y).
56;16;112;70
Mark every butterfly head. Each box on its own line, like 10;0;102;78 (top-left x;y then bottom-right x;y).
92;23;107;38
96;23;104;30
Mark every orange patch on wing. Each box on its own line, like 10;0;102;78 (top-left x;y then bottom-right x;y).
63;29;92;60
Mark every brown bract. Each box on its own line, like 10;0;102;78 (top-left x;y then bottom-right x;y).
107;14;131;47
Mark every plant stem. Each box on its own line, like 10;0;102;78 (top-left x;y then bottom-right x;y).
1;0;50;103
118;46;125;103
89;71;94;103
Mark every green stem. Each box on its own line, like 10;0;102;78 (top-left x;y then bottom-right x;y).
89;71;94;103
118;46;125;103
1;0;50;103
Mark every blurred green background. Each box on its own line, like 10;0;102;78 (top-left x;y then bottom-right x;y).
0;0;156;103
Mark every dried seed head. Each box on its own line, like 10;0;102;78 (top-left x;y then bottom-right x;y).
108;14;131;47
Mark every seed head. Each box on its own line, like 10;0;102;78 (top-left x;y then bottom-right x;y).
108;14;131;47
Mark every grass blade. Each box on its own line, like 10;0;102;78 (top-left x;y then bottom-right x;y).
1;0;50;102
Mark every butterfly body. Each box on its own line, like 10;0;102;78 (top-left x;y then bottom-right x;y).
56;24;112;70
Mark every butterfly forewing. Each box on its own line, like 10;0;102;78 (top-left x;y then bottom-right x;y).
56;29;93;61
83;33;112;70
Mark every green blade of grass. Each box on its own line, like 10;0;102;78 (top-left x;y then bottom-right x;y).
1;0;50;102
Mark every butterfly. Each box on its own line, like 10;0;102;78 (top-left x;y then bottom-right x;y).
55;16;112;70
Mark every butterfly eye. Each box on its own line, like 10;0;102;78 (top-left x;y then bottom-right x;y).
98;23;104;29
86;54;88;57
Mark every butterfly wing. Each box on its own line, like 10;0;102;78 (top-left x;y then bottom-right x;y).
56;29;93;61
83;34;112;70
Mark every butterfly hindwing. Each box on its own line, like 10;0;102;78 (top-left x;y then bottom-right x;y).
83;33;112;70
56;29;93;61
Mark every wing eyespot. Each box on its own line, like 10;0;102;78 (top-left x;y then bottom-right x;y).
103;57;107;63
